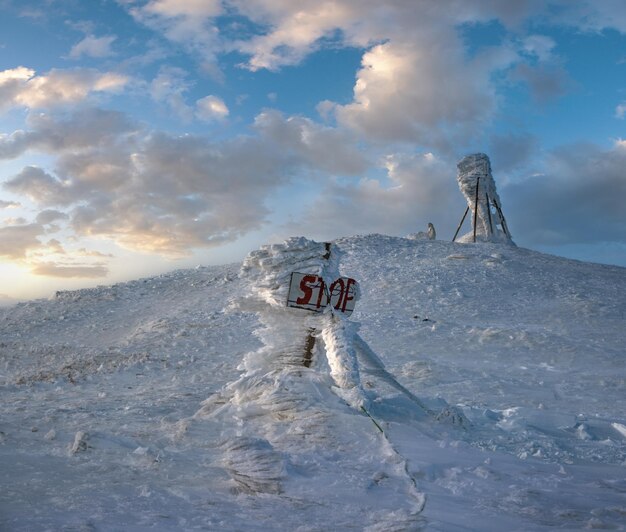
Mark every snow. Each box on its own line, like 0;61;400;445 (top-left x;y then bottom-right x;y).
1;234;625;530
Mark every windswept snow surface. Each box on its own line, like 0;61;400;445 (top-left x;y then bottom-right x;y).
1;234;625;530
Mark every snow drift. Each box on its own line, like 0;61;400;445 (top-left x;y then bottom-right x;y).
1;234;625;531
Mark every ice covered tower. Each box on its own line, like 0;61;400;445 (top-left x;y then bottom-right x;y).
453;153;514;245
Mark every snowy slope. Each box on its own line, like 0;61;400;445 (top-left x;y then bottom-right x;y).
1;235;625;531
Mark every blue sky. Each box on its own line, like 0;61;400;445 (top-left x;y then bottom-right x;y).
1;0;625;302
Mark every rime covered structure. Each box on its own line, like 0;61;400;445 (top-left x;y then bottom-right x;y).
454;153;514;245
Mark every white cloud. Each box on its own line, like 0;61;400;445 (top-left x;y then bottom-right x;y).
0;66;34;84
232;0;354;71
334;39;516;148
69;35;117;59
0;67;129;111
196;95;229;121
616;103;626;119
0;200;21;209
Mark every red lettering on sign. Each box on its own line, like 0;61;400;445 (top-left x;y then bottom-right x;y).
296;275;317;305
341;277;356;312
329;278;345;310
287;272;358;316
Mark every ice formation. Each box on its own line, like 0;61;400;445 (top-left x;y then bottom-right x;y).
408;222;436;241
455;153;514;244
191;237;427;520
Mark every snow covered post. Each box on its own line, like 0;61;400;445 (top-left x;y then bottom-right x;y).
237;237;368;409
454;153;514;245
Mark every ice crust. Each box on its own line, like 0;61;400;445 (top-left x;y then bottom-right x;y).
456;153;514;244
1;234;625;531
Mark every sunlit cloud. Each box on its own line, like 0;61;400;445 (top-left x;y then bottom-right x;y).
196;95;229;121
30;261;109;278
0;223;45;259
1;107;366;257
0;67;129;111
0;200;21;209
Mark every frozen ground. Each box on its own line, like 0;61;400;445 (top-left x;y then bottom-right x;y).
1;234;625;530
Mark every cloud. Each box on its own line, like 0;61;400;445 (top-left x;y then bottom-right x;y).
69;35;117;59
120;0;626;151
0;108;137;160
552;0;626;33
196;95;229;121
0;67;129;111
0;212;112;277
520;34;556;62
504;141;626;246
334;39;516;148
0;199;20;209
616;103;626;119
232;1;354;71
129;0;223;78
36;209;69;225
510;63;571;104
1;106;367;257
489;133;538;173
289;152;463;240
254;109;368;175
0;223;44;259
30;262;109;278
150;66;194;121
5;166;71;206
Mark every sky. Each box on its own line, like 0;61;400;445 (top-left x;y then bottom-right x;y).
0;0;625;303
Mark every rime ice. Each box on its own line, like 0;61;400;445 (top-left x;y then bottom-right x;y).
456;153;514;245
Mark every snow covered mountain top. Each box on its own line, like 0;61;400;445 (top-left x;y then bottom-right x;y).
1;234;625;530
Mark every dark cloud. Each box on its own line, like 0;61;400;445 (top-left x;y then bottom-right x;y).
489;133;538;173
504;142;626;246
510;63;572;104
